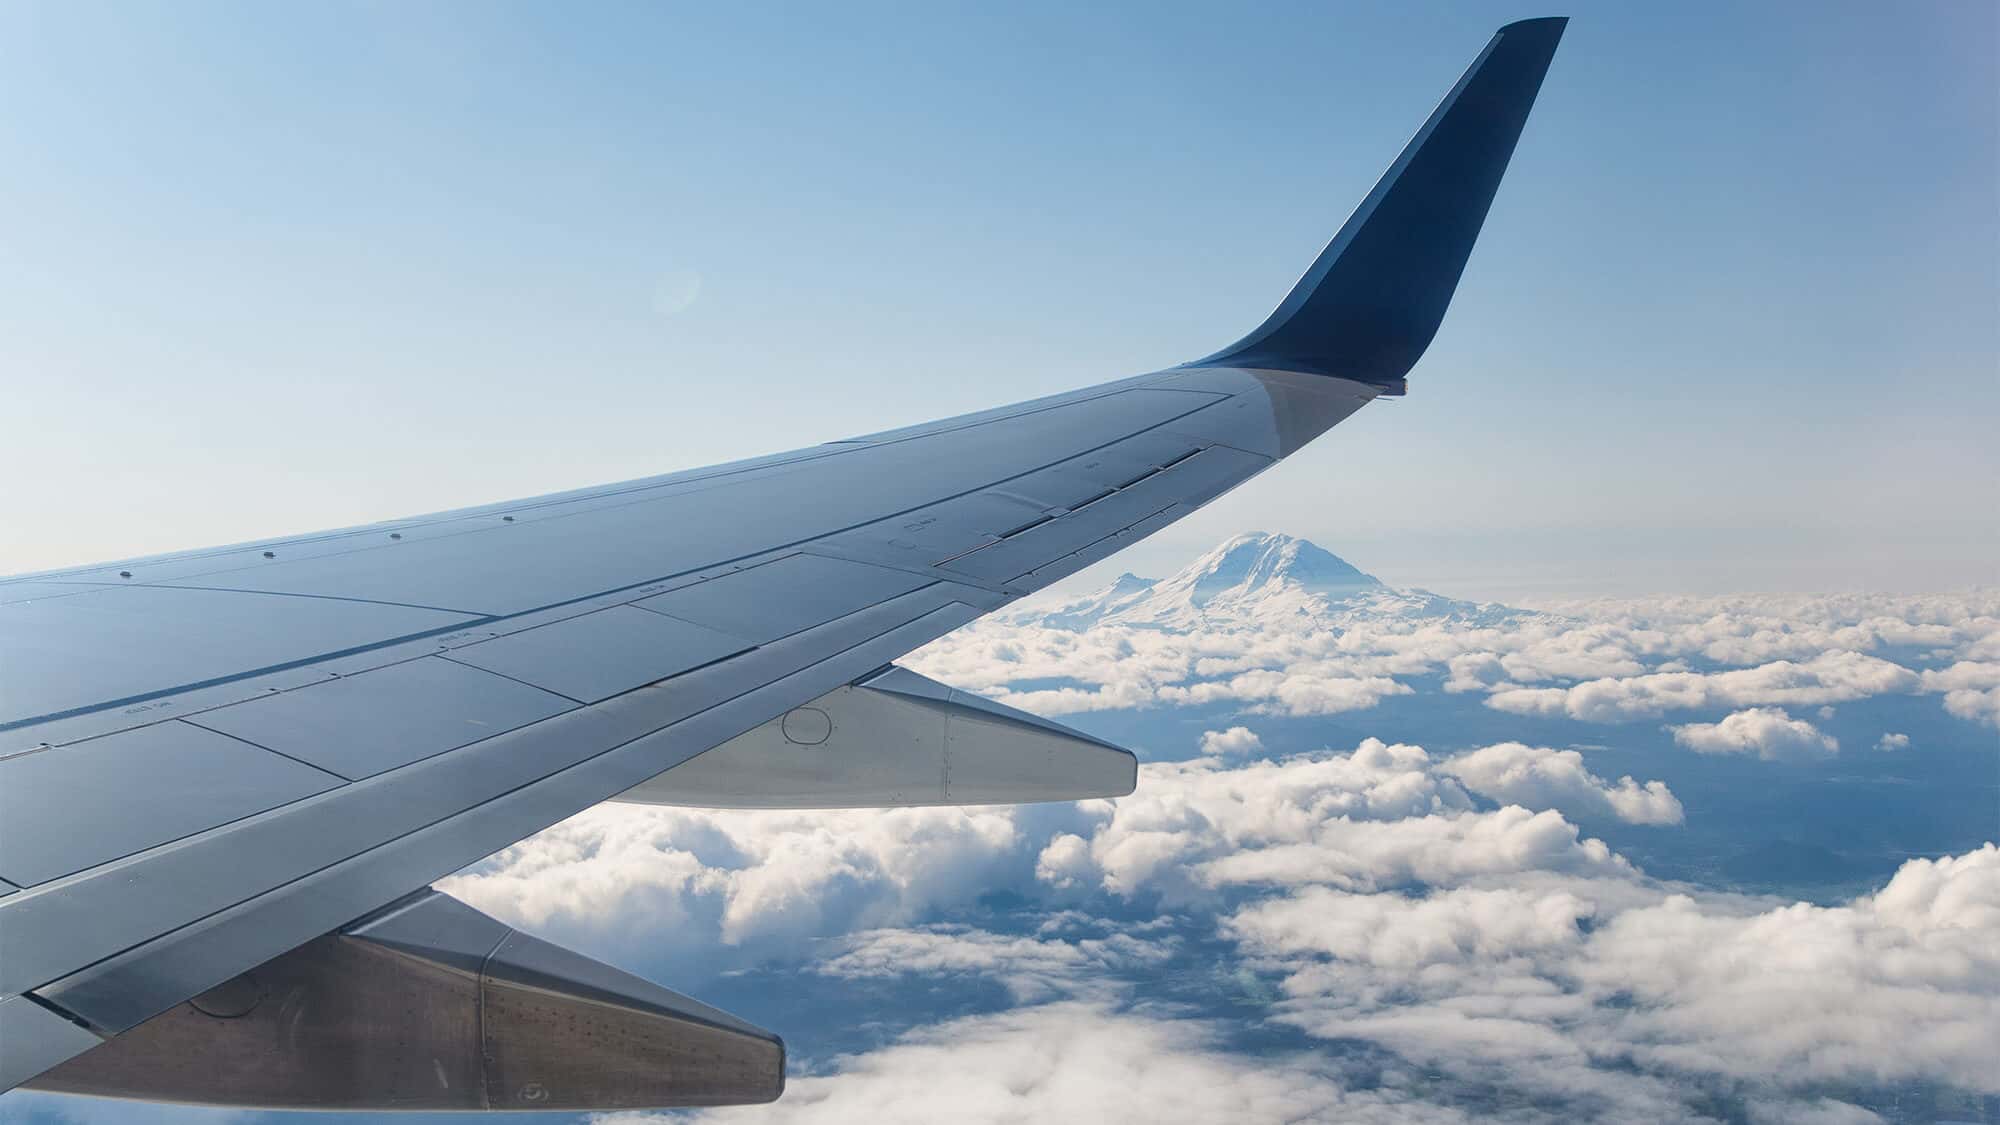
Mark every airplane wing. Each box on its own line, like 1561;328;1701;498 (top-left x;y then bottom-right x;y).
0;18;1565;1111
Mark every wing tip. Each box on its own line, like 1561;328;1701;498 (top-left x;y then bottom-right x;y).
1498;16;1569;34
1187;16;1568;388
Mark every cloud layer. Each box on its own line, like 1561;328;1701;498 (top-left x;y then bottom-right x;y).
448;731;1993;1122
446;546;2000;1123
629;1003;1476;1125
1439;742;1686;823
906;565;1999;744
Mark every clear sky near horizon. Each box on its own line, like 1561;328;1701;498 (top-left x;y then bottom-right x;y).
2;1;1993;601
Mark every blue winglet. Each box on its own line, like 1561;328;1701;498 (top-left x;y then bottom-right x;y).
1188;17;1568;393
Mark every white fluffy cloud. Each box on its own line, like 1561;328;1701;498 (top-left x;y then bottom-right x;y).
443;737;1671;950
1439;743;1685;825
907;568;1997;738
1533;590;2000;668
1197;725;1263;756
1229;847;2000;1107
442;727;1994;1123
813;923;1174;1002
1487;651;1919;723
1572;846;2000;1091
648;1003;1475;1125
1227;884;1596;971
1875;732;1910;751
1667;707;1840;761
441;803;1026;953
1921;661;2000;728
626;833;2000;1120
1034;741;1640;902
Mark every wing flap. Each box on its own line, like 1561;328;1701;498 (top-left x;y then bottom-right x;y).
27;889;785;1110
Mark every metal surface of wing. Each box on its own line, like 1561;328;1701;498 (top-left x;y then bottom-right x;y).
0;18;1566;1107
615;664;1138;809
25;890;784;1110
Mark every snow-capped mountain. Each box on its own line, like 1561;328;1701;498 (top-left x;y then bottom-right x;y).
1021;532;1521;631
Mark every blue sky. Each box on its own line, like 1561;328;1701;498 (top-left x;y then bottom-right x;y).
1;1;1993;598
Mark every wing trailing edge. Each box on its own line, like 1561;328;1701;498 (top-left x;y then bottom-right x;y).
1189;17;1568;392
25;890;784;1111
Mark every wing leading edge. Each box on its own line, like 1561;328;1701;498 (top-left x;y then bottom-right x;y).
0;19;1566;1108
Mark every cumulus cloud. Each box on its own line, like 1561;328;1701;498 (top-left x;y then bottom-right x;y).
1198;726;1263;756
442;737;1663;949
441;803;1026;952
813;924;1173;1002
1227;884;1596;971
1488;651;1920;723
1574;845;2000;1091
1532;590;2000;669
1034;741;1634;901
1439;743;1685;825
905;561;2000;744
1194;805;1630;894
1033;832;1095;890
1154;667;1412;716
1744;1099;1886;1125
690;831;2000;1121
433;546;2000;1122
1921;661;2000;728
444;735;1676;955
1230;847;2000;1108
1875;732;1910;751
1667;707;1839;761
652;1003;1473;1125
442;723;1995;1123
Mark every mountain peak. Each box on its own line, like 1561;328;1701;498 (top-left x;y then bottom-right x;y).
1178;532;1381;607
1013;532;1512;632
